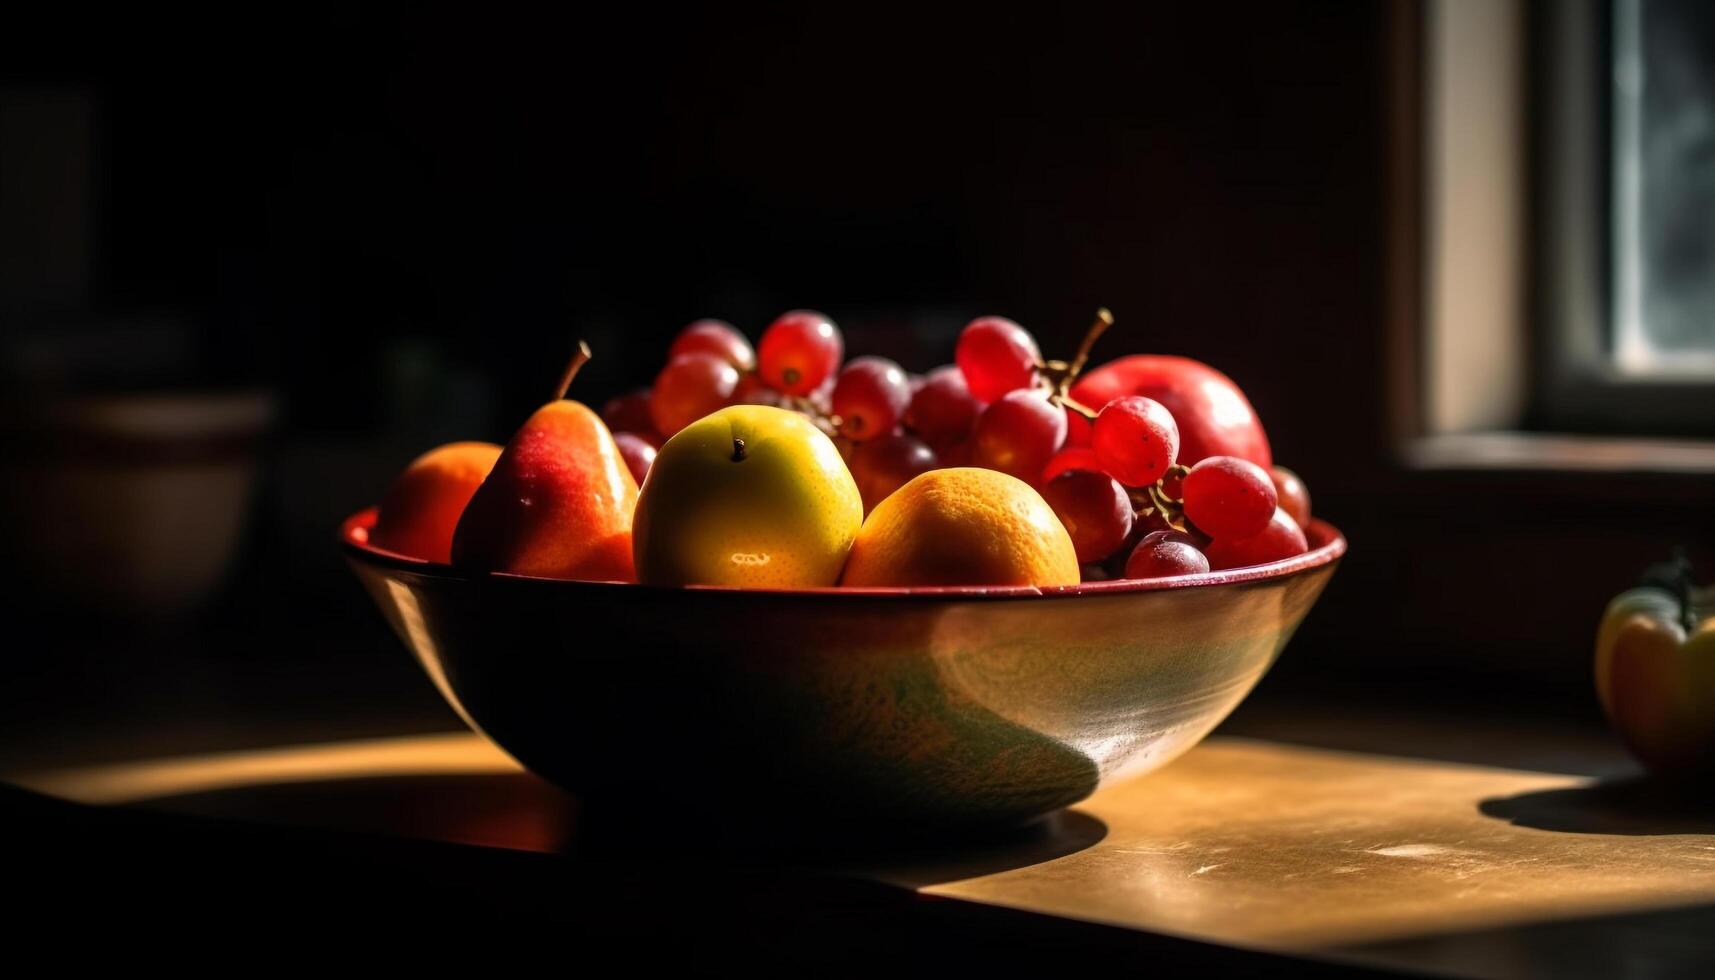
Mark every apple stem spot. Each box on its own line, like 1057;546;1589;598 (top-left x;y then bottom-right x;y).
731;438;747;462
554;340;593;401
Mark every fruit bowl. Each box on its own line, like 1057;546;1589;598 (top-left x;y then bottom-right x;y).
343;508;1344;836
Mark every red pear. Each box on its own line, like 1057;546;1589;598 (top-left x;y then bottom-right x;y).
452;343;638;581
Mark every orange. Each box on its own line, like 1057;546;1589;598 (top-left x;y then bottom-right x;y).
370;441;503;563
840;467;1079;588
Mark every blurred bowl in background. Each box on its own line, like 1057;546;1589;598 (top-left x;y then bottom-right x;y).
3;390;275;616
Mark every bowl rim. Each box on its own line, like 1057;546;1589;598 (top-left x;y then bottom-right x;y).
341;507;1346;600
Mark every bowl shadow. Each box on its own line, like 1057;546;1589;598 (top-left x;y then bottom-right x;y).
139;768;1109;881
1480;776;1715;836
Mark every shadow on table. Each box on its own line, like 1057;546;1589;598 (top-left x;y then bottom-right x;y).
138;769;1109;882
1330;899;1715;979
1480;777;1715;836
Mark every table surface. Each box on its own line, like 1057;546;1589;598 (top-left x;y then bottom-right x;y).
13;728;1715;976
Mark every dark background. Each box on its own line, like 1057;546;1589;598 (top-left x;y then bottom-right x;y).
1;3;1710;769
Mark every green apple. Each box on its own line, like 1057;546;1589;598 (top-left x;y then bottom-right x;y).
632;405;861;588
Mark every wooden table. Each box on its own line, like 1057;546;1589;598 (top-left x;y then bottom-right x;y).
12;730;1715;975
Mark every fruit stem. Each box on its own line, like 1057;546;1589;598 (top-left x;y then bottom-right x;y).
1042;308;1115;403
1641;548;1698;635
554;340;593;401
1060;395;1101;421
731;437;748;462
1147;483;1187;533
1065;308;1114;384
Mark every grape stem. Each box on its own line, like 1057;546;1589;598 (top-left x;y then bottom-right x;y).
1126;463;1191;534
1039;308;1115;408
783;394;842;439
554;340;593;401
1065;307;1114;383
1060;395;1101;421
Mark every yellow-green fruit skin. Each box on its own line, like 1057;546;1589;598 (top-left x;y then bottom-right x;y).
1595;585;1715;773
633;405;862;588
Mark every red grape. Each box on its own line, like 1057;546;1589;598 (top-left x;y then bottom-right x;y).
1092;396;1180;487
1041;470;1134;563
1271;465;1312;530
851;432;938;513
1124;529;1211;579
732;372;784;407
831;356;912;441
757;310;843;395
970;389;1067;483
1181;455;1277;539
668;319;755;372
612;432;657;485
905;365;982;448
1041;447;1103;484
956;316;1040;401
601;389;656;439
907;372;927;395
650;352;738;437
1064;409;1092;447
1204;508;1309;570
1080;564;1112;583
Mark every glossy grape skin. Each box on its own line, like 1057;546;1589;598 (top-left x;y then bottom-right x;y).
851;432;938;514
1181;455;1277;539
831;356;912;442
1092;396;1180;487
612;432;657;485
1064;409;1093;448
1041;470;1134;564
1271;465;1312;530
1041;447;1104;485
905;365;983;449
757;310;843;396
956;316;1040;402
650;352;739;437
1124;529;1211;579
1071;354;1272;469
668;319;755;372
1204;507;1308;570
601;389;657;442
970;390;1067;483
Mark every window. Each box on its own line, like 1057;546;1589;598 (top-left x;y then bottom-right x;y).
1532;0;1715;436
1612;0;1715;377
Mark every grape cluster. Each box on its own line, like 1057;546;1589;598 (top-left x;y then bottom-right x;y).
602;310;1315;580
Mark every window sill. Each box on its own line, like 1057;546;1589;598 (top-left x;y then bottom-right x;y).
1402;431;1715;475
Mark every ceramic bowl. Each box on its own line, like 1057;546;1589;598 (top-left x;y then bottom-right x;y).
343;509;1344;834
